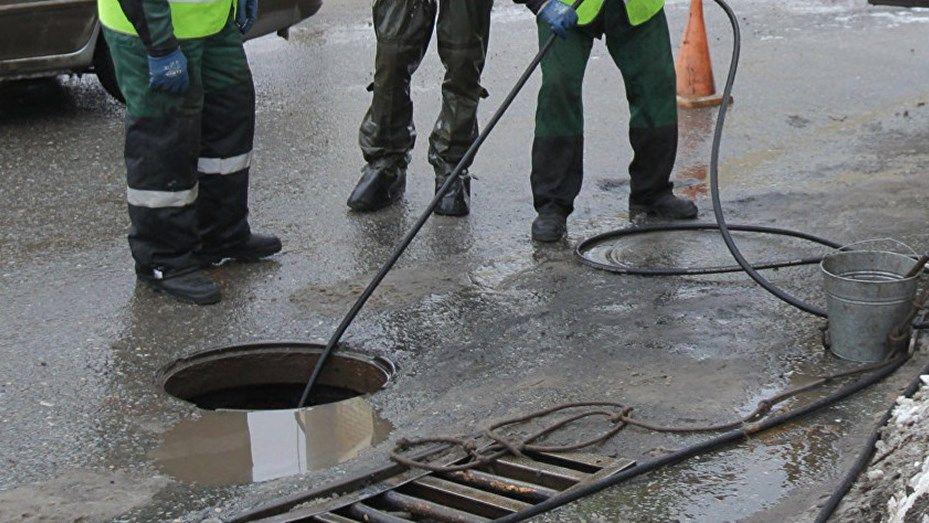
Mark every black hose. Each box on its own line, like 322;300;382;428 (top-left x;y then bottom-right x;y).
576;222;840;276
699;0;833;317
814;347;929;522
497;352;912;522
297;3;585;407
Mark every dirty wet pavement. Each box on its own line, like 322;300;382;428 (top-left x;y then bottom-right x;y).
3;0;929;521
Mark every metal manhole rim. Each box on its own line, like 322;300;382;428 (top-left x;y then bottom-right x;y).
158;340;397;409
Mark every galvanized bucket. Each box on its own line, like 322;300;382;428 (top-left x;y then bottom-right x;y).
821;243;918;362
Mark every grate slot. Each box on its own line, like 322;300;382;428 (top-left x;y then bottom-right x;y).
481;456;586;490
525;451;615;473
380;490;490;523
442;469;559;503
345;503;411;523
402;475;532;518
311;514;359;523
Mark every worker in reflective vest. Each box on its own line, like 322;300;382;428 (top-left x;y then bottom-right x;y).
518;0;698;242
98;0;281;304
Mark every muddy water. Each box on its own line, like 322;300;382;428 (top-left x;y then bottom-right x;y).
150;397;391;486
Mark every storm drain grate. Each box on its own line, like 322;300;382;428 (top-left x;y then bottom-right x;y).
241;447;633;522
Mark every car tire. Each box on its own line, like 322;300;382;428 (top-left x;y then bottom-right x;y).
93;36;125;104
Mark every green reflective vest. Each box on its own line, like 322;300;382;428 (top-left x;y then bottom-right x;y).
98;0;233;39
560;0;664;27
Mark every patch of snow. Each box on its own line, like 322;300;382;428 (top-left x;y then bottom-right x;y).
886;456;929;522
891;392;928;428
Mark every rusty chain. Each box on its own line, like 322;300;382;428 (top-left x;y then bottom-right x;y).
392;260;929;473
390;354;906;472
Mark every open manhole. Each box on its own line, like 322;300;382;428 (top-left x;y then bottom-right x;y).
155;342;395;486
161;342;395;411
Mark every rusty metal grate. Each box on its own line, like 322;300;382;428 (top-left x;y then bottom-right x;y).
243;448;633;522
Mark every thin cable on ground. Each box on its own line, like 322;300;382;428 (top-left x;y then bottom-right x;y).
389;356;906;473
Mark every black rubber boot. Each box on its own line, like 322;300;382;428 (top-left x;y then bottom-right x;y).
531;211;567;242
629;193;698;222
434;173;470;216
199;233;282;266
138;268;221;305
347;163;406;212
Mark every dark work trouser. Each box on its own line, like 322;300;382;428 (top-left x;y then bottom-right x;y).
358;0;493;176
105;20;254;276
532;5;678;215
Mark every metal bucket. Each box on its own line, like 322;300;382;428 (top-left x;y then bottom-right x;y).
821;249;918;362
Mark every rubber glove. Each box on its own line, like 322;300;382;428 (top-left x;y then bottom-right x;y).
538;0;578;38
236;0;259;34
148;48;189;94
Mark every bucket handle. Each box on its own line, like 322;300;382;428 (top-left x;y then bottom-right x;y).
837;237;918;257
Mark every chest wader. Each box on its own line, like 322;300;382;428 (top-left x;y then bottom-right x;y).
358;0;493;178
532;0;677;216
103;17;255;277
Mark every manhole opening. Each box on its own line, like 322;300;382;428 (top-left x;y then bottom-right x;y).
161;342;394;411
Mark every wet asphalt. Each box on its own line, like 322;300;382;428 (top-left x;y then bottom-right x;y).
2;0;929;521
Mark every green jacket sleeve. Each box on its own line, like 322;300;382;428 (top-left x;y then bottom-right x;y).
116;0;179;56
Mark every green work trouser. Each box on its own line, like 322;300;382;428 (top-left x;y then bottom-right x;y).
358;0;494;176
533;3;677;215
104;19;254;276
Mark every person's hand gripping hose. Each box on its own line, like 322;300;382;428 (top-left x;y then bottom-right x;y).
538;0;579;38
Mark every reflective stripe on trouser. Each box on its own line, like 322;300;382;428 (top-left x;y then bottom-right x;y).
104;20;254;275
358;0;492;175
531;7;677;215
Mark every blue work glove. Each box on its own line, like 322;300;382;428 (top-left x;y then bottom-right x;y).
538;0;578;38
236;0;258;34
148;48;189;94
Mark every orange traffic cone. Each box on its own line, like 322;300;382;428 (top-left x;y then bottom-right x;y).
675;0;724;109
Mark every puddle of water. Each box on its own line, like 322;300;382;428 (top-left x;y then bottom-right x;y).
150;396;392;486
587;229;828;273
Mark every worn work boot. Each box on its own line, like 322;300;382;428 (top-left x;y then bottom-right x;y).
434;172;471;216
629;193;698;222
531;211;568;242
347;162;406;212
138;268;221;305
199;233;283;266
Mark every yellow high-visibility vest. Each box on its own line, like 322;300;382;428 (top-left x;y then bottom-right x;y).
98;0;234;39
560;0;665;26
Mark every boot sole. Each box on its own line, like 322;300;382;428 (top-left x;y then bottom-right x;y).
200;244;283;266
532;234;564;243
629;207;699;222
347;198;398;213
433;206;470;217
140;279;221;305
531;228;566;243
347;180;406;213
